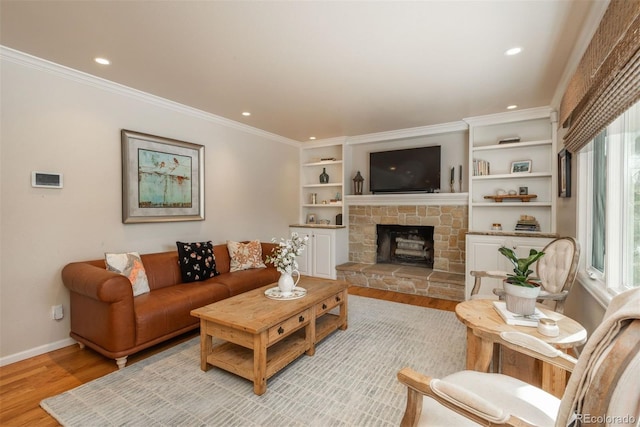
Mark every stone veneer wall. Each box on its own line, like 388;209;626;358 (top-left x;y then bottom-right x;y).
348;205;468;274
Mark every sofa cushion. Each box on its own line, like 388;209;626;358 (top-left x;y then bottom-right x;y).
132;281;230;346
215;267;280;296
227;240;267;272
104;252;150;296
176;241;220;283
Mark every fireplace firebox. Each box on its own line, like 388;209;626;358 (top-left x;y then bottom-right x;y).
376;225;434;268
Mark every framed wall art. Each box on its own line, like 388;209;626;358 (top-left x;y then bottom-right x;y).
121;130;205;223
558;148;572;198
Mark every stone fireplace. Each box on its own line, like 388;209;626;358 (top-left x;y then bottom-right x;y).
336;202;468;301
377;224;434;268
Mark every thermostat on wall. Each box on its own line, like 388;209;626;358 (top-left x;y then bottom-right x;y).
32;171;63;188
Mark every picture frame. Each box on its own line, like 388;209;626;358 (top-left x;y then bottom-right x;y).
519;186;528;195
121;129;205;223
558;148;572;198
510;160;532;174
306;213;317;224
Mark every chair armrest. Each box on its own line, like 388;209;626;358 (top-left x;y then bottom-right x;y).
537;290;569;301
62;262;133;303
470;270;508;279
470;271;509;296
397;368;535;427
499;331;577;372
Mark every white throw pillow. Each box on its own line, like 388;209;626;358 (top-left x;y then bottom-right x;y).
105;252;150;296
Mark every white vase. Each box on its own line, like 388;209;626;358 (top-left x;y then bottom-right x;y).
278;270;300;296
504;281;541;315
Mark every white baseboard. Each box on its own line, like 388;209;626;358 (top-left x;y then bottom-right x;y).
0;337;76;367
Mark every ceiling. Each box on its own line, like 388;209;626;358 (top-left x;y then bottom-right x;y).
0;1;605;142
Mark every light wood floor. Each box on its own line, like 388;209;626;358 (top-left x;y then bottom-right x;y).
0;287;457;426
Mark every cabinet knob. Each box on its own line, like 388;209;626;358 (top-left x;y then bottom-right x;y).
299;315;305;323
336;296;341;302
322;303;327;310
278;327;284;335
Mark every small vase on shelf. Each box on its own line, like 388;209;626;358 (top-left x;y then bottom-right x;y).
319;168;329;184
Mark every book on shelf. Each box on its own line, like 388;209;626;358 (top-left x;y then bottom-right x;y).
473;159;490;176
493;301;547;327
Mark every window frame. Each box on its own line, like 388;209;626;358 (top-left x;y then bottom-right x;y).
577;103;638;307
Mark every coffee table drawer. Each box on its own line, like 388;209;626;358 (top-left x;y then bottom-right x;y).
268;308;311;344
317;293;344;317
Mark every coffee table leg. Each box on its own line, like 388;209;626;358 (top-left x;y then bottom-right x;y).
253;331;268;395
339;290;348;330
200;320;211;372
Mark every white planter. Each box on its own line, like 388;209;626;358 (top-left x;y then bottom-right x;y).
504;281;541;315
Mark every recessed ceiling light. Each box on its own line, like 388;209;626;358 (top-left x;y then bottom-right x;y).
94;57;110;65
309;137;316;140
505;47;522;56
507;105;518;110
242;112;251;117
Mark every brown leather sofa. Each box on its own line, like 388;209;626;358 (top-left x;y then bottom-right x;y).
62;242;279;369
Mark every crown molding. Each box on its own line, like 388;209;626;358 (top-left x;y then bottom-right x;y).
463;106;554;127
0;46;301;148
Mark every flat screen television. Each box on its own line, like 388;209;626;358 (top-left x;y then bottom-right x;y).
369;146;441;193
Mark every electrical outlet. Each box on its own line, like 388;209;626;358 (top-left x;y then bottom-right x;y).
52;304;63;320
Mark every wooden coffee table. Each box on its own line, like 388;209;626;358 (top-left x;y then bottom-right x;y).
191;276;348;395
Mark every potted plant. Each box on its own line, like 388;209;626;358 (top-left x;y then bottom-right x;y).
498;246;545;315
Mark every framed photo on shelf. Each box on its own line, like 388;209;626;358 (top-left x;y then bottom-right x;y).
558;148;572;198
510;160;532;174
306;213;317;224
121;130;205;223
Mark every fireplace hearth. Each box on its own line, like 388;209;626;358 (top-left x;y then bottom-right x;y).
377;225;434;268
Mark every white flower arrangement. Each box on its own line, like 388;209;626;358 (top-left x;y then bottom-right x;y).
266;232;309;274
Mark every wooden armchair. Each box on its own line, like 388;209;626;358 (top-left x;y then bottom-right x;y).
470;237;580;314
397;287;640;427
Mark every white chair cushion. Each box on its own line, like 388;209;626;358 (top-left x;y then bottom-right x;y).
418;371;561;427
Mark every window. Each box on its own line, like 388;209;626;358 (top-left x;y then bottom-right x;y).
579;100;640;303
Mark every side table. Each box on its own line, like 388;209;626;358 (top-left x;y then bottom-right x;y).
455;299;587;398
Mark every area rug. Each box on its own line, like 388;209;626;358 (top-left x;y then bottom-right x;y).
41;295;466;426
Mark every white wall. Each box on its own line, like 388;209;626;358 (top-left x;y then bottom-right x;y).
0;50;300;363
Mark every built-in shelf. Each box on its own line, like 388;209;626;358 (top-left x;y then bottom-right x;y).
472;139;552;152
472;172;552;180
472;202;552;207
303;160;343;167
303;183;343;188
303;203;343;208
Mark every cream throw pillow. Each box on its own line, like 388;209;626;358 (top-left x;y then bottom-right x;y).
227;240;266;272
105;252;151;296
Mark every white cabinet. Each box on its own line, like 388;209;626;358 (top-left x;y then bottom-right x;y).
465;107;557;234
465;233;554;299
300;142;345;226
290;226;348;279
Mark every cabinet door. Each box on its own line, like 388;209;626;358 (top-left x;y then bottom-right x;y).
312;229;334;279
290;228;312;276
465;235;508;299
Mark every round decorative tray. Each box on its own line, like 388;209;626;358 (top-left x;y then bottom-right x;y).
264;287;307;300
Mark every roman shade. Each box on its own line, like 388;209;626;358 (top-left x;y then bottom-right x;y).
559;0;640;153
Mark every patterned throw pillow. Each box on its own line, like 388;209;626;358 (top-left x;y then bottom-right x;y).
176;241;220;283
105;252;151;296
227;240;267;272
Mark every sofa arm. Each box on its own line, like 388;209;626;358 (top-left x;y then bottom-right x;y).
62;262;133;303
